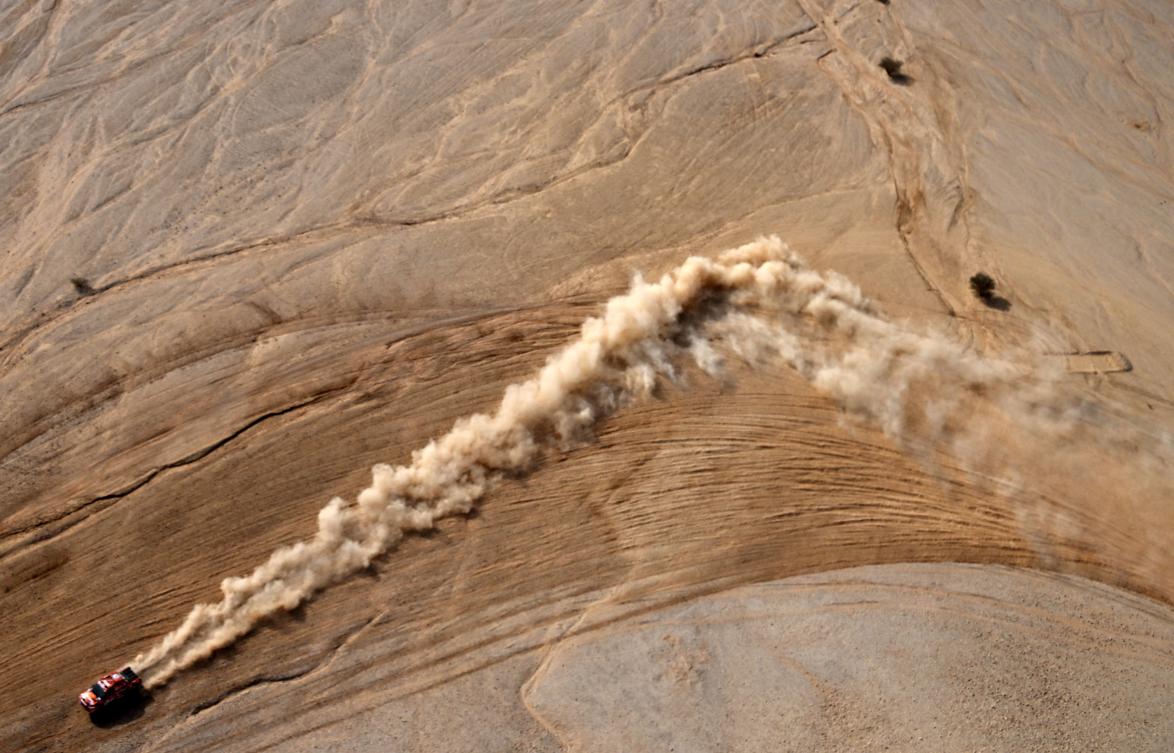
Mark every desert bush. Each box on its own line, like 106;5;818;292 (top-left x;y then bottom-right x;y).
969;272;996;301
879;57;912;84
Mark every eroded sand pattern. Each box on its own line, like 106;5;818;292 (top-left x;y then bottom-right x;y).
2;1;1172;752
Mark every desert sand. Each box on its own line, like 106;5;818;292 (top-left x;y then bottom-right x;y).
1;1;1172;751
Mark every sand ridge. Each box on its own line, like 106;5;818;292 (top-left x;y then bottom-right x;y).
1;1;1171;751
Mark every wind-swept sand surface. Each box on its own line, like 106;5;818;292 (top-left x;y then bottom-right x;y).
2;1;1172;751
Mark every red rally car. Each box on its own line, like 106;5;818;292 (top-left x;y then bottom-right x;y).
79;667;142;713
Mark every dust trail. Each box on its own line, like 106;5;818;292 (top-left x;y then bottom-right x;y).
130;236;1160;687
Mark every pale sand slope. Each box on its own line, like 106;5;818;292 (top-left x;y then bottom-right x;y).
142;563;1174;753
0;1;1171;752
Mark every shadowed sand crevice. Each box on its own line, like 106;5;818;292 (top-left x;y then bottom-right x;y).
620;21;820;102
0;390;346;561
188;611;385;719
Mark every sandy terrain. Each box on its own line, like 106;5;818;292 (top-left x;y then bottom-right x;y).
2;1;1171;751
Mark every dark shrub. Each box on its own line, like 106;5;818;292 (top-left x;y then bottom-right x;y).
879;57;912;85
969;273;996;301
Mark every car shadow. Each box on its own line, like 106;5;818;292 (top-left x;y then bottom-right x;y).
88;688;154;728
980;295;1012;311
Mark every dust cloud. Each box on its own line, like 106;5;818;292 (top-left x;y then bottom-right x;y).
132;236;1163;687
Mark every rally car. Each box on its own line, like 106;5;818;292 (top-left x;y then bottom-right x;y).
78;667;142;713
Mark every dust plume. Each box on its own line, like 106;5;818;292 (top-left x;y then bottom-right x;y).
131;236;1166;687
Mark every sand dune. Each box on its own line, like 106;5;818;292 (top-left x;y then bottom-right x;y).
128;237;1172;692
2;1;1171;752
